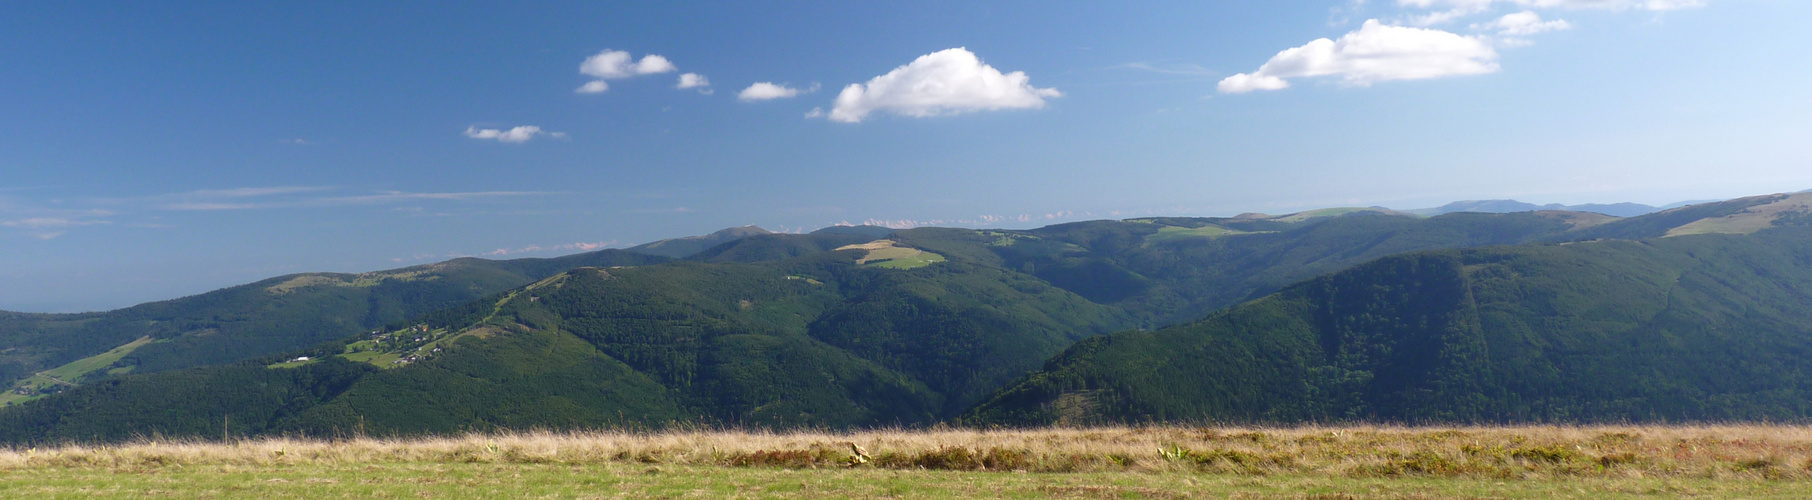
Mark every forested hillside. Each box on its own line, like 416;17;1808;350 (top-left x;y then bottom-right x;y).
0;242;1129;442
934;210;1595;325
15;194;1812;443
966;221;1812;425
0;250;667;397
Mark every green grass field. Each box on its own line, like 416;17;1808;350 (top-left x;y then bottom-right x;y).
1144;224;1260;243
839;240;948;270
868;248;947;269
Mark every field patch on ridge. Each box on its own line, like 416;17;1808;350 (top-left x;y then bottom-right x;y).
835;240;947;269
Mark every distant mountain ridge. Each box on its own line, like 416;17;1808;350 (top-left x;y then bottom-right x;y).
7;189;1812;443
624;225;773;258
0;206;1604;442
1405;200;1661;218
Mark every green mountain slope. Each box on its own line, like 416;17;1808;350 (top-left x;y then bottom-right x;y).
960;210;1591;325
625;225;772;258
966;223;1812;426
0;240;1129;442
22;195;1812;442
1553;193;1811;242
688;232;877;263
0;250;667;396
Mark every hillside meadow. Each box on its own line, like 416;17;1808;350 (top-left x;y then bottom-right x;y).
3;425;1810;498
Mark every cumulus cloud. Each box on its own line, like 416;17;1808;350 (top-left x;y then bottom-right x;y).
827;48;1060;123
575;50;678;93
1218;20;1498;93
1475;11;1573;35
463;126;565;143
579;51;675;79
738;82;814;101
677;73;711;93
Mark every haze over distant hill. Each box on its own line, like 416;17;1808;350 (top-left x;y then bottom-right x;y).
1396;192;1811;218
624;226;774;258
1403;200;1662;218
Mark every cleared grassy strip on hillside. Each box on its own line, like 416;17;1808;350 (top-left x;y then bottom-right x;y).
1144;224;1262;243
0;337;155;406
869;249;947;269
2;426;1810;498
838;240;948;270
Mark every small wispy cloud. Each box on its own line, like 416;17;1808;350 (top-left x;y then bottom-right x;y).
464;126;565;143
182;186;328;198
1474;10;1572;36
484;240;619;257
738;82;817;101
1116;62;1218;76
160;190;548;211
629;207;696;214
677;73;712;94
0;217;111;229
0;205;115;240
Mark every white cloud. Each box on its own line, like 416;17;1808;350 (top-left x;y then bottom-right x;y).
1475;11;1573;35
1219;20;1498;93
579;50;676;79
633;55;676;74
738;82;812;101
1399;0;1702;10
827;48;1060;123
1408;7;1487;25
484;240;618;257
463;126;563;143
0;217;109;229
677;73;711;91
181;187;326;198
804;107;825;118
161;190;548;211
575;80;609;94
575;50;678;93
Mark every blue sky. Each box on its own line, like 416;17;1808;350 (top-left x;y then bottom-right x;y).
4;0;1809;312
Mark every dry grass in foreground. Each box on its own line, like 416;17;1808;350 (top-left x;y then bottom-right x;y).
4;425;1812;481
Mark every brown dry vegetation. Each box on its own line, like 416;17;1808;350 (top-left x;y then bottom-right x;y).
6;425;1812;481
